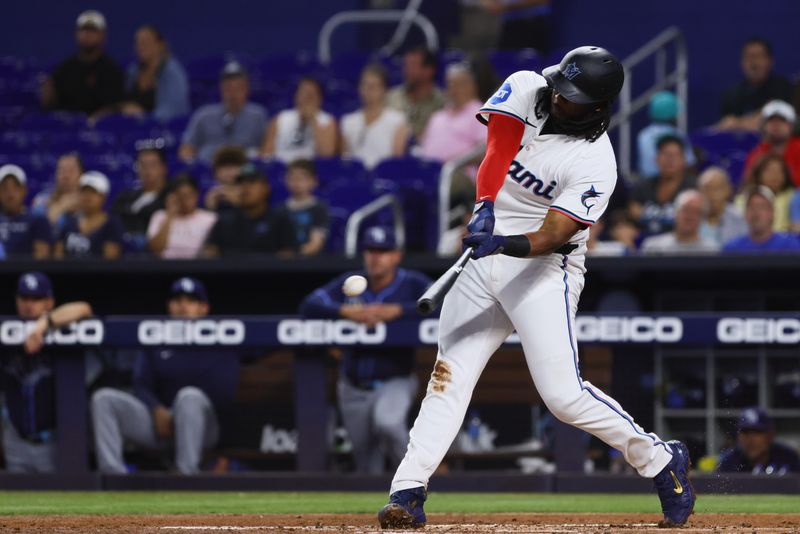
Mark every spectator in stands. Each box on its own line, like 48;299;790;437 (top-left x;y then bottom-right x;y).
717;38;792;131
274;159;328;256
147;174;217;259
0;165;52;259
261;77;336;162
1;272;93;473
120;25;190;122
697;167;747;246
387;47;445;140
723;186;800;252
742;100;800;186
628;135;695;235
91;277;238;475
179;61;267;162
300;226;431;473
55;171;123;259
790;188;800;234
205;146;247;212
586;213;639;256
112;145;169;252
717;407;800;474
636;91;695;179
419;63;486;163
640;190;720;255
341;65;409;169
31;153;84;230
203;164;296;257
41;10;124;117
736;154;794;232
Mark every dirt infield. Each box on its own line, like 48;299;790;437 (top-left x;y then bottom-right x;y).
0;513;798;533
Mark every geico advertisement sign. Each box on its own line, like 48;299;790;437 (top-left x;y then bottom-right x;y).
138;320;245;345
0;320;104;345
278;320;386;344
717;318;800;344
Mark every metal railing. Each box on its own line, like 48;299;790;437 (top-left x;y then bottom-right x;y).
344;193;406;257
609;26;688;178
437;145;486;241
318;6;439;65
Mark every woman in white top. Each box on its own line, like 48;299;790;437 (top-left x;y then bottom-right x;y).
261;77;337;162
340;64;409;169
147;174;218;259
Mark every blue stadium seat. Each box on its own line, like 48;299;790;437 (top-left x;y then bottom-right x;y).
313;157;369;188
488;49;543;80
690;129;760;159
19;112;87;131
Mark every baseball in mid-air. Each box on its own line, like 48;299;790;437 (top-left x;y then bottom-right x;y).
342;275;368;297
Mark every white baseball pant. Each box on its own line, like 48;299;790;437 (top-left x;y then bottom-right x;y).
391;252;673;493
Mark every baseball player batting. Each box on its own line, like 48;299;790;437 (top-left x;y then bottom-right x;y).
379;46;696;529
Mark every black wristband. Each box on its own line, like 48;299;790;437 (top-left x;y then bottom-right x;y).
502;234;531;258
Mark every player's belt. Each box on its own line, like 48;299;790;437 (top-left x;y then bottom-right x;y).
554;243;579;255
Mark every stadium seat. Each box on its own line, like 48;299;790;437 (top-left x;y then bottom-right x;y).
488;49;543;80
690;129;760;159
313;157;369;188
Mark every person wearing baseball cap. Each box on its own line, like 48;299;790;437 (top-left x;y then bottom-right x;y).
723;185;800;252
1;272;93;473
203;165;297;257
91;277;239;475
636;91;696;179
178;60;267;163
300;226;432;474
743;100;800;186
0;164;53;259
55;171;123;259
717;407;800;474
41;9;124;116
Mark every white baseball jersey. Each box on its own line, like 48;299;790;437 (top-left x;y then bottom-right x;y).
477;71;618;248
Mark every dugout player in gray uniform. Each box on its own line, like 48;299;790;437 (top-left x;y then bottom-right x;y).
91;277;239;475
300;227;432;473
1;272;93;472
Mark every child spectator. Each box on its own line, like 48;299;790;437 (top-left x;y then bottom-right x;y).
698;167;747;246
0;165;52;259
736;154;794;232
586;212;639;256
55;171;123;259
120;25;190;121
341;65;409;169
205;146;247;212
31;152;84;230
261;77;336;162
275;159;329;256
147;174;217;259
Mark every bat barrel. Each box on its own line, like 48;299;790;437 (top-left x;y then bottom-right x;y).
416;248;473;315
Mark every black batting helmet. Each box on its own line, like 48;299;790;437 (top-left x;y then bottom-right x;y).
542;46;624;104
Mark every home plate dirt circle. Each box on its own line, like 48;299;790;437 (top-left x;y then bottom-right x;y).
1;513;798;533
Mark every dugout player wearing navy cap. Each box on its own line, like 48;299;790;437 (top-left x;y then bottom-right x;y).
717;407;800;474
1;272;93;472
91;277;239;475
300;226;432;473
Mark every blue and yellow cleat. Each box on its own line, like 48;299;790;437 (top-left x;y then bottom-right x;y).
654;440;696;527
378;487;427;529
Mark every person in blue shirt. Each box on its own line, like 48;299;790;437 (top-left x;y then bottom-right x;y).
1;272;93;473
91;278;239;475
120;25;190;122
723;186;800;252
55;171;124;259
300;226;431;473
636;92;696;179
717;407;800;474
0;165;53;259
178;61;267;162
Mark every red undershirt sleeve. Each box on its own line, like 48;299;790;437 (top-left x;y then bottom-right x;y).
475;114;525;202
